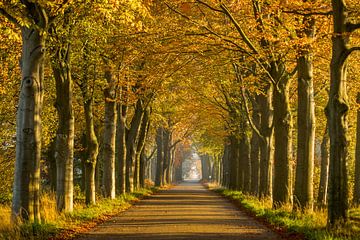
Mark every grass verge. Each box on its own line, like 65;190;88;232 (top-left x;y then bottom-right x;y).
0;187;162;240
209;186;360;240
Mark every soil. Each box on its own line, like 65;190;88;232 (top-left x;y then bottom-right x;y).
75;181;282;240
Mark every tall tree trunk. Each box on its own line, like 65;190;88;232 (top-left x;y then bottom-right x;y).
222;144;230;188
155;127;164;186
258;84;274;198
46;139;57;191
135;109;150;190
125;99;144;192
162;129;171;185
272;65;293;208
250;96;261;195
80;44;99;205
229;135;239;190
318;125;330;207
201;155;210;181
102;69;117;199
294;14;316;211
12;23;46;222
353;93;360;205
139;150;146;188
327;0;356;225
52;43;74;212
241;132;251;193
117;104;127;194
83;100;99;205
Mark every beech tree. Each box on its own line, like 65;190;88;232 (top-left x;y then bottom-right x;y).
327;0;360;225
0;0;70;222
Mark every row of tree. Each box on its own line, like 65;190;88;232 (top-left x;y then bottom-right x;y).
1;0;360;229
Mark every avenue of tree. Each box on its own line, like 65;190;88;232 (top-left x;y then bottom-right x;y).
0;0;360;228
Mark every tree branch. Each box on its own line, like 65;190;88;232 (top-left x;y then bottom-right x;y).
220;4;258;54
146;147;156;162
282;9;333;16
195;0;223;13
341;46;360;64
346;22;360;33
233;63;265;142
0;8;20;27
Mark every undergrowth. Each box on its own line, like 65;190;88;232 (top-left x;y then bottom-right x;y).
214;187;360;240
0;187;157;240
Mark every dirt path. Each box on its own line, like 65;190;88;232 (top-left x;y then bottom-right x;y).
76;181;281;240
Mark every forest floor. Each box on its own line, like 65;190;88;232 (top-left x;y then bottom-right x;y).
74;181;282;240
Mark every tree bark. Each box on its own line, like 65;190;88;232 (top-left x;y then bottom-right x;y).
52;42;74;212
250;95;261;195
135;108;150;189
12;21;46;222
229;135;239;190
83;99;99;205
258;84;274;199
353;93;360;205
272;63;293;208
162;128;171;185
294;16;316;209
222;144;230;188
102;68;117;199
125;99;144;192
241;131;251;193
327;0;353;225
201;155;210;181
155;127;164;186
318;124;330;207
117;104;127;194
79;44;99;205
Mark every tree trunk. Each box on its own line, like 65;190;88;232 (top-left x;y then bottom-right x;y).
135;109;150;190
117;104;127;194
327;0;352;225
241;132;251;193
353;94;360;205
12;24;46;222
258;84;274;198
250;96;261;195
139;150;146;188
46;139;57;192
52;43;74;212
125;99;144;192
201;155;210;181
162;129;171;185
102;69;117;199
155;127;164;186
83;100;99;205
272;66;292;208
294;14;316;211
318;125;330;207
222;144;230;188
229;135;239;190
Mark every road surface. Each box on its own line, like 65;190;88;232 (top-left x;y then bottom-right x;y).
76;181;281;240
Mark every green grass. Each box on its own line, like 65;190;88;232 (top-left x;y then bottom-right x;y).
214;188;360;240
0;187;157;240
